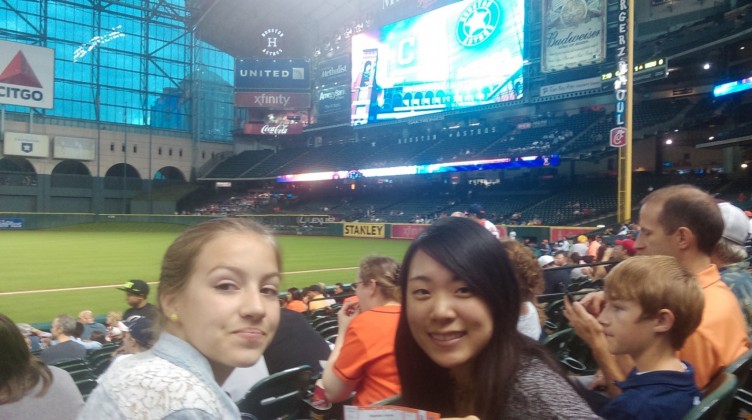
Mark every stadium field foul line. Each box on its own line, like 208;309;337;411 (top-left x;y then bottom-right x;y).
0;266;359;296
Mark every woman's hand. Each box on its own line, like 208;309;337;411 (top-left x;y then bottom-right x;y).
337;301;360;332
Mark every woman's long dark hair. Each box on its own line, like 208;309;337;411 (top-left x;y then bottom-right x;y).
0;313;53;404
395;217;566;418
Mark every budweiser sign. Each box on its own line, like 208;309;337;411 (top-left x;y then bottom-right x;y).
243;122;304;136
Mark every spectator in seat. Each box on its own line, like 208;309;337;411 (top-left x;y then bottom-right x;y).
39;314;87;365
71;322;102;351
78;310;107;341
105;311;122;343
332;282;348;304
80;218;281;419
395;217;598;418
110;316;156;367
0;313;84;420
285;287;308;313
500;240;545;340
568;184;749;390
465;204;500;239
118;279;158;321
571;235;589;257
264;308;331;376
539;254;571;300
566;256;704;419
306;284;331;312
712;202;752;336
319;255;402;406
614;238;636;260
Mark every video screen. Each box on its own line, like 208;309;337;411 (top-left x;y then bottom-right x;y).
276;155;558;183
350;0;525;126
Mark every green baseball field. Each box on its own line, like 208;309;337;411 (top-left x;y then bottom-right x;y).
0;222;411;324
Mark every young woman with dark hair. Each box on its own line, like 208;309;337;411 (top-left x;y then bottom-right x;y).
395;217;598;418
0;313;84;420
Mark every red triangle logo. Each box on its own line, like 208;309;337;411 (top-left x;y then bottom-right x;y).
0;51;43;88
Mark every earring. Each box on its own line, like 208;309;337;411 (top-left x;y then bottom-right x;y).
169;313;179;322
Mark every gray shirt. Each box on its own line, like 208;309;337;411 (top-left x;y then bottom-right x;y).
0;366;84;420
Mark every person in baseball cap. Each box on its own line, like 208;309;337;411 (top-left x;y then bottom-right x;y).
465;203;500;238
118;280;158;321
614;238;637;257
712;202;752;334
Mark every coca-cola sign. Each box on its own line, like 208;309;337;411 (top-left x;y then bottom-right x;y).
243;123;304;136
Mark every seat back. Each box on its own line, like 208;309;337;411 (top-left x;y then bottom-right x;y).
543;328;597;375
237;365;313;420
723;348;752;417
75;378;99;400
725;348;752;388
683;372;738;420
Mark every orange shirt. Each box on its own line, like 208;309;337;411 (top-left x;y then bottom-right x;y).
286;300;307;313
679;264;749;389
334;305;401;406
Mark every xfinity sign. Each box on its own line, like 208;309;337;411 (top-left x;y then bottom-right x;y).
235;58;310;90
0;40;54;109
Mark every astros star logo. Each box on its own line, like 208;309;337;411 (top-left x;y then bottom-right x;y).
456;0;502;47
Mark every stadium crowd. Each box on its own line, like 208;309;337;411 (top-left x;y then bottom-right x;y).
2;185;752;419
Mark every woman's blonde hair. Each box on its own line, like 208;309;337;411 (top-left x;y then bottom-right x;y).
358;255;401;301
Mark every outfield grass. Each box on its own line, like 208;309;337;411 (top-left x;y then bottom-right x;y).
0;222;410;323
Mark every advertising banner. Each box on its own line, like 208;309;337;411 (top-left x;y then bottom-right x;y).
390;224;428;240
53;136;96;160
343;222;386;238
235;58;310;90
3;132;49;157
0;40;54;109
235;92;311;109
316;86;349;115
541;0;606;73
0;218;24;229
316;55;350;85
539;77;603;97
242;123;304;136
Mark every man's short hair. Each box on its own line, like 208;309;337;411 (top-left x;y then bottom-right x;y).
641;184;723;256
308;284;323;294
54;314;77;337
605;255;704;350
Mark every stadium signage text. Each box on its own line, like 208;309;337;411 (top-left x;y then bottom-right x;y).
321;65;347;79
235;59;310;90
261;28;284;57
235;92;311;109
0;218;24;229
613;0;629;130
540;0;606;73
316;55;350;84
0;86;43;101
0;40;54;109
242;122;304;136
343;223;386;238
297;216;335;226
319;87;346;101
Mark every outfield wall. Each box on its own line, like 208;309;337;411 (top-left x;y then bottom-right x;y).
0;213;596;241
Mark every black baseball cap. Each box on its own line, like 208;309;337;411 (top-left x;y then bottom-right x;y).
118;279;149;296
466;204;486;218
